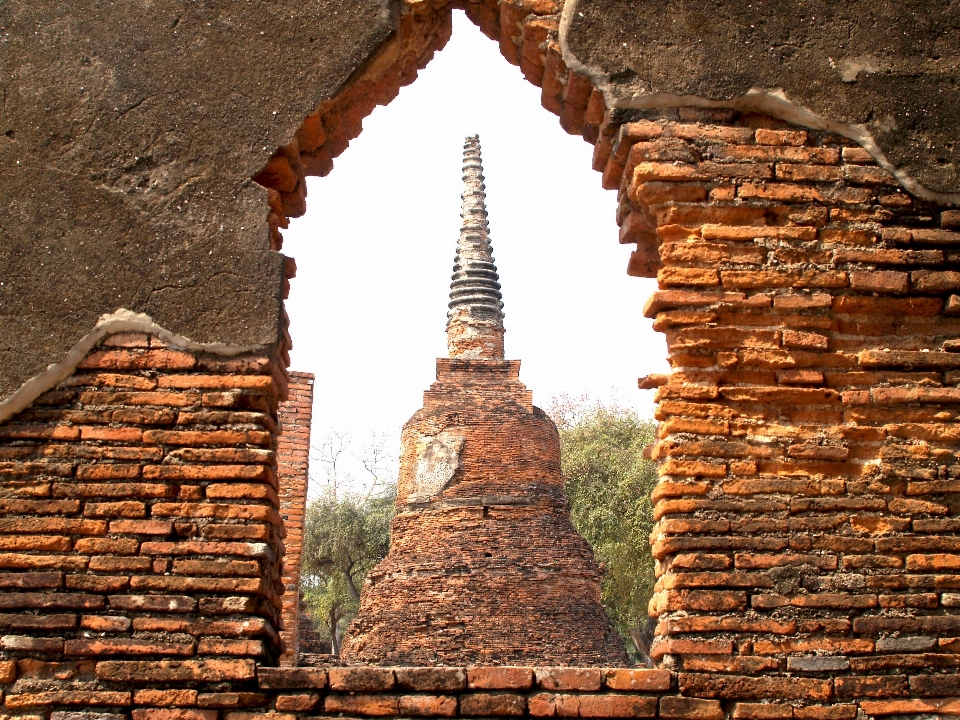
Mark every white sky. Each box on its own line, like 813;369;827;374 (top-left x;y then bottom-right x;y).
283;11;667;493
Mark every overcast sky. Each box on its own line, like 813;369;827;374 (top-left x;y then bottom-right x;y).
283;11;667;493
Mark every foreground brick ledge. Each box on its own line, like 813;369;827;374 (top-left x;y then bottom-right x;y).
0;665;924;719
257;666;671;692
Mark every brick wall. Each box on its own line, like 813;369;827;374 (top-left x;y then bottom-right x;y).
606;108;960;717
0;128;958;719
276;372;314;666
1;1;959;717
0;333;289;692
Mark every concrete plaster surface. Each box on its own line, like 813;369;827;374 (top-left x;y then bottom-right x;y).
565;0;960;195
0;0;396;398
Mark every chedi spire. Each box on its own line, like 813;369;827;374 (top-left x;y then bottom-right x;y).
338;138;628;668
447;135;505;359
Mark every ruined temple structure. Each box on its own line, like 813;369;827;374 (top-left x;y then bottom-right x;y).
4;1;960;718
340;137;628;666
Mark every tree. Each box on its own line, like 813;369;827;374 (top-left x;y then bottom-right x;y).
301;487;395;654
300;432;396;655
548;396;658;662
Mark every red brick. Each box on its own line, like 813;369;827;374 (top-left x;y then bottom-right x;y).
397;695;458;717
0;553;88;570
79;426;143;442
5;691;131;707
850;270;909;293
157;374;276;390
0;659;15;683
142;540;269;557
323;694;400;716
108;595;196;613
65;638;195;656
132;711;218;720
835;675;910;700
65;575;129;593
80;615;131;632
89;556;151;572
731;702;794;719
78;390;199;407
0;535;71;552
79;349;197;370
679;673;832;700
577;695;657;718
142;464;273;481
108;519;173;534
172;558;260;576
723;268;847;290
151;500;275;518
535;668;601;691
660;697;724;720
198;638;264;656
468;667;533;690
793;706;858;720
395;668;466;692
782;329;829;350
84;500;146;518
96;659;255;682
756;128;808;146
0;613;76;630
658;267;721;287
0;636;64;652
142;429;271;446
701;225;816;242
528;692;580;717
274;694;321;712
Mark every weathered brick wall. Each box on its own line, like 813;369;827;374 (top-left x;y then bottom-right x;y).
605;109;960;716
0;118;957;720
1;1;959;718
0;333;290;702
276;372;314;666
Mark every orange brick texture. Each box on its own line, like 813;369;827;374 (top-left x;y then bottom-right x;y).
1;2;960;718
341;359;628;666
611;108;960;717
0;333;290;684
276;372;314;666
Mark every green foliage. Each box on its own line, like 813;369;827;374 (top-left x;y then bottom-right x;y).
301;485;395;654
550;397;658;659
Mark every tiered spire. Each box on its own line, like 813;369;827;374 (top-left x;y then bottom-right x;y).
446;135;505;359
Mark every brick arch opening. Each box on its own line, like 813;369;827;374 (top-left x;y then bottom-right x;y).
251;0;631;670
1;2;959;718
250;1;606;258
250;3;960;717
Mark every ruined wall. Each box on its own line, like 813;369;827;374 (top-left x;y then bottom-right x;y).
1;1;960;719
0;335;289;690
4;0;958;411
612;108;960;716
276;373;314;666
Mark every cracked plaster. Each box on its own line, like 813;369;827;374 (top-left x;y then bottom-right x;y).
3;0;960;409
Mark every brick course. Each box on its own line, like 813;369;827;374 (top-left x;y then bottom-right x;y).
2;0;960;717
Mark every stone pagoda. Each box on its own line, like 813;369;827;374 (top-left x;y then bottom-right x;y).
339;136;627;666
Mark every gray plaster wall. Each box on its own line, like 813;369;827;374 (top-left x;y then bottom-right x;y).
0;0;396;400
564;0;960;196
1;0;959;407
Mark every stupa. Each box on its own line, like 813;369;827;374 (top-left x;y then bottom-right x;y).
339;136;628;666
